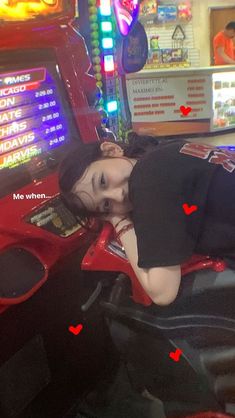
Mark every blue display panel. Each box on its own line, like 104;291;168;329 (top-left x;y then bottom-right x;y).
0;67;69;168
0;49;79;198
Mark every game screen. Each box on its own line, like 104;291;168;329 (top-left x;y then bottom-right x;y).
0;49;79;198
0;0;69;22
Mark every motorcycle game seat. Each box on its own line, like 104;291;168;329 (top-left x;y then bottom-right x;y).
82;224;235;414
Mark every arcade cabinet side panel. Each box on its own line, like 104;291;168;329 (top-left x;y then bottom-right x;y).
0;3;101;310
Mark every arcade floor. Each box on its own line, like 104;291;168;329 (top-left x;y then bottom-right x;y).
64;363;167;418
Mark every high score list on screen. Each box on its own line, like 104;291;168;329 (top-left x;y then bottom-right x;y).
0;66;68;170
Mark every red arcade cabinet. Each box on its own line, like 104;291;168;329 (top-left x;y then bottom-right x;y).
0;0;101;314
0;3;119;418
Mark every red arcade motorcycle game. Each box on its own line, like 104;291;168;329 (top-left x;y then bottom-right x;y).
0;0;102;315
0;2;119;418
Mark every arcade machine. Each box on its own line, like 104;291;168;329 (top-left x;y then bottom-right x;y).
0;2;119;417
0;0;103;315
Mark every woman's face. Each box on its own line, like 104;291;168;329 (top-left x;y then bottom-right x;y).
72;144;137;216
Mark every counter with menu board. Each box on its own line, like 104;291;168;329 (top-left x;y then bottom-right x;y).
125;65;235;136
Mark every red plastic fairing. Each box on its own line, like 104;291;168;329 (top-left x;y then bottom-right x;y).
82;223;153;306
0;177;90;313
81;223;227;306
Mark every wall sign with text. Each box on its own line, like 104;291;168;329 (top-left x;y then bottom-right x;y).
125;73;212;136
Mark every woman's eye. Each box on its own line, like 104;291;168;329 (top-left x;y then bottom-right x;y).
100;174;105;186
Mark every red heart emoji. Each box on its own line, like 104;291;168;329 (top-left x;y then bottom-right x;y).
182;203;198;215
180;105;192;116
69;324;83;335
169;348;182;362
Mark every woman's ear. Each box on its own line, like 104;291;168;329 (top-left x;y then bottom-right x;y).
100;142;124;157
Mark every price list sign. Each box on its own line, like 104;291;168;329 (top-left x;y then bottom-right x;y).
127;76;211;122
126;74;212;135
0;66;69;169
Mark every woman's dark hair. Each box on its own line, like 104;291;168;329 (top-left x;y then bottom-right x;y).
59;132;160;227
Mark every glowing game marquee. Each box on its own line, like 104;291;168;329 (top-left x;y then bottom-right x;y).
113;0;140;36
0;0;64;21
0;65;69;170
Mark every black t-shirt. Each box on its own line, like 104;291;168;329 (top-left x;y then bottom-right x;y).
129;141;235;268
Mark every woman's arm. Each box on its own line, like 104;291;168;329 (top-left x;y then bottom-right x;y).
146;265;181;306
113;217;181;306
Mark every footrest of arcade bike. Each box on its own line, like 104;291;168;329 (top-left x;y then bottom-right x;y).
100;301;235;340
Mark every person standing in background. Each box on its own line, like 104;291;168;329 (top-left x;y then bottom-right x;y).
213;21;235;65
